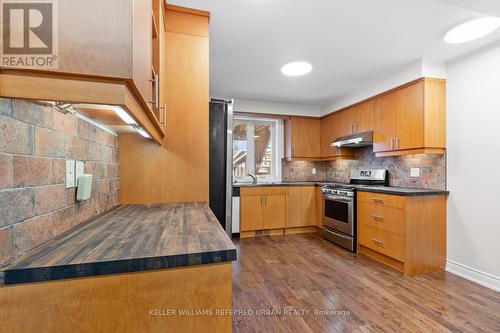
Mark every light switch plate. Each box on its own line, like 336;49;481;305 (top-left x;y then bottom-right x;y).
312;168;317;175
66;160;75;188
75;161;84;184
410;168;420;178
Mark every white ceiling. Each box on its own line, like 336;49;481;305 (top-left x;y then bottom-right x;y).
168;0;500;106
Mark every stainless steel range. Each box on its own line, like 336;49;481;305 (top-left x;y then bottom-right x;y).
321;169;388;252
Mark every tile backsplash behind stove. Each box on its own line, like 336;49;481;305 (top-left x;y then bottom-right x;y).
282;147;446;190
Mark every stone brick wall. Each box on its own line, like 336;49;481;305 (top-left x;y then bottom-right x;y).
282;147;446;190
0;98;120;267
282;160;326;182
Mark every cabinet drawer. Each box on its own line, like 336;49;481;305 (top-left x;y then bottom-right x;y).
358;224;404;262
358;203;405;235
241;187;286;196
358;191;406;209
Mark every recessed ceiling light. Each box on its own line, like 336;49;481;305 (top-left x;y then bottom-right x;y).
444;16;500;44
281;61;312;77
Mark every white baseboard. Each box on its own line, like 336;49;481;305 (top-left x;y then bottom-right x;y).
446;260;500;292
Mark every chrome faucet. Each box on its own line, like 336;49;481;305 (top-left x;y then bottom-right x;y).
248;173;257;184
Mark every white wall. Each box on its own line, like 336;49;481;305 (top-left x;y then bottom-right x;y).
446;41;500;291
233;98;320;117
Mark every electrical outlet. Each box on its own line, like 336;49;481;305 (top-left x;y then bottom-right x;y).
66;160;75;188
75;161;84;185
312;168;317;175
410;168;420;178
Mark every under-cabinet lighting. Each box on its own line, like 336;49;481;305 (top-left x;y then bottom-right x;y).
113;106;137;126
134;126;151;139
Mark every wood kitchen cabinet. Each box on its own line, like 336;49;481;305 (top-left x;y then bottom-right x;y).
320;112;355;159
240;186;318;236
0;0;169;144
285;117;321;159
357;191;446;276
119;5;211;204
241;196;264;231
373;78;446;157
285;186;316;228
240;187;286;232
285;187;302;228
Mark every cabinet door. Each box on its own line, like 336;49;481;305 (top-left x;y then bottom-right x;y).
334;110;351;138
285;187;302;228
290;117;321;158
395;81;424;150
301;186;316;226
263;195;286;229
133;0;153;110
320;114;335;157
240;196;263;231
315;186;323;227
354;100;374;133
373;91;398;152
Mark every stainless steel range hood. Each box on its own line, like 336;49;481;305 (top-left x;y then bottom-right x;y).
330;131;373;148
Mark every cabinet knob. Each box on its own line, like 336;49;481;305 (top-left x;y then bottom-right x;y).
372;198;384;204
372;238;384;246
372;215;384;222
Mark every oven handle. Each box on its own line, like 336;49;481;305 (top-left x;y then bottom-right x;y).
322;195;354;203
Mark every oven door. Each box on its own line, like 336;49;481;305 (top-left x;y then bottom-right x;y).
323;194;354;236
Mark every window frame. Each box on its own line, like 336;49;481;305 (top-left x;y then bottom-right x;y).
232;116;283;183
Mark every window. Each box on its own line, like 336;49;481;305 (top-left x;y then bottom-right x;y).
232;117;282;182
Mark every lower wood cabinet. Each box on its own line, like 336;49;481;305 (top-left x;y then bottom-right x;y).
240;186;318;236
357;191;446;276
285;187;316;228
240;187;286;232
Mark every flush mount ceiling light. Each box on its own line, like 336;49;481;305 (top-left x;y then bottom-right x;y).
444;16;500;44
281;61;312;77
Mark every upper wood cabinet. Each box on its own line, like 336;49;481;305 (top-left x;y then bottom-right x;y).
0;0;169;144
320;112;355;159
350;101;374;134
373;78;445;157
285;117;321;159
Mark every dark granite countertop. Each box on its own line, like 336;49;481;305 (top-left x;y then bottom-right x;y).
357;186;449;196
234;181;448;196
0;203;237;286
234;181;328;188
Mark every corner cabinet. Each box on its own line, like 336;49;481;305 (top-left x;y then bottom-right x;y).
373;78;446;157
239;186;319;237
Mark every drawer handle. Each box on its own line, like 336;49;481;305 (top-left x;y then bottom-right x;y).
372;238;384;246
372;198;384;204
372;215;384;222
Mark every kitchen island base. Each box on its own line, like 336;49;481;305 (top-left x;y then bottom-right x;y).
0;263;232;333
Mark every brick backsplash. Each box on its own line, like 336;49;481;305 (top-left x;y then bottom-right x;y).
0;98;120;267
282;160;326;182
282;147;446;190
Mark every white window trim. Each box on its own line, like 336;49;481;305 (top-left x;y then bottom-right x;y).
233;116;283;182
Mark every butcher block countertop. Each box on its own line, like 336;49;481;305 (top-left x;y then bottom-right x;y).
0;203;237;286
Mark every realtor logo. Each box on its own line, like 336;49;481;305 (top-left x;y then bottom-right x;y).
1;0;58;68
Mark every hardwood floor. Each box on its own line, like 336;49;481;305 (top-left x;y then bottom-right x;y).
232;234;500;333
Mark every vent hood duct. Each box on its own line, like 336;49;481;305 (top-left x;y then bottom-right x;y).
330;131;373;148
